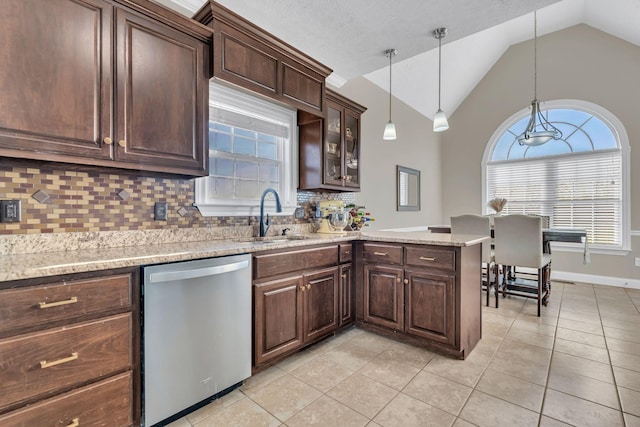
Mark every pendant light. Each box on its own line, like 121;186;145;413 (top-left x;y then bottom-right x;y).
517;10;562;146
433;27;449;132
383;48;397;140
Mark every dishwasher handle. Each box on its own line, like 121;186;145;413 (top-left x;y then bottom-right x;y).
148;260;250;284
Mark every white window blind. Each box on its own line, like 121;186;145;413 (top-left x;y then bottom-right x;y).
487;149;622;247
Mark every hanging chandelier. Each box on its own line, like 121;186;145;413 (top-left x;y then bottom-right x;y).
517;10;562;146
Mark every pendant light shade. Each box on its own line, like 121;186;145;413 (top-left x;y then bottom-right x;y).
383;48;397;141
517;11;562;146
433;27;449;133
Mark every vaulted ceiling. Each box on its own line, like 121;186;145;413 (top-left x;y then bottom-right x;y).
155;0;640;120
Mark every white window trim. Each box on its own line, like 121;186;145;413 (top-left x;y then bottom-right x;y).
195;82;298;217
481;99;631;252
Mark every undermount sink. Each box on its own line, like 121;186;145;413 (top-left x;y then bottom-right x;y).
235;235;314;245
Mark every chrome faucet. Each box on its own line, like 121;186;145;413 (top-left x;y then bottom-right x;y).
259;188;282;237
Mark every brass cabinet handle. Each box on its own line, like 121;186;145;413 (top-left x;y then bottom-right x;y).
38;296;78;309
300;285;306;292
419;256;437;261
374;252;387;256
40;352;78;369
118;139;126;147
396;277;401;283
103;137;113;145
306;284;311;290
65;418;79;427
404;279;409;285
341;274;347;279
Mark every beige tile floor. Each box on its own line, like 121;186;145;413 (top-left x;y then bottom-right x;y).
168;282;640;427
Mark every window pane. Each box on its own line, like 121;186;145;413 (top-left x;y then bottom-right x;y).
582;118;618;149
236;180;259;199
258;133;277;143
236;160;259;180
211;132;232;152
234;137;255;156
259;164;279;182
210;177;234;198
257;141;277;160
212;157;234;177
212;123;231;133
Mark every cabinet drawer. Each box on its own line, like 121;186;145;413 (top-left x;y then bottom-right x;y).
362;243;403;265
0;313;132;412
0;371;132;427
253;245;338;279
405;246;455;271
339;244;352;263
0;274;132;337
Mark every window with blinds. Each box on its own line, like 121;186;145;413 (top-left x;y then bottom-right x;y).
195;82;297;216
484;102;628;250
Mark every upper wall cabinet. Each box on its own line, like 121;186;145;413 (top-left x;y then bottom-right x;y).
299;89;366;192
194;1;332;116
0;0;211;177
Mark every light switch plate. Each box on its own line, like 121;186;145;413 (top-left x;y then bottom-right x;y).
154;202;168;221
0;200;21;223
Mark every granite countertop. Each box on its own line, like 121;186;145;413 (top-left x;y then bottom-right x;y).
0;230;487;282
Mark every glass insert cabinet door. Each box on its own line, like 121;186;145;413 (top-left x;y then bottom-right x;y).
344;110;359;188
324;100;360;188
325;102;343;185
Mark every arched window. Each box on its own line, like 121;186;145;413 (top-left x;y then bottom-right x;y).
483;100;630;251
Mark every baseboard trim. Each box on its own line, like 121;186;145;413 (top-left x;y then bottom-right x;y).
551;270;640;290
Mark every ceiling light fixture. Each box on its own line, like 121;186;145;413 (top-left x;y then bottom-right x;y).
383;48;397;141
517;10;562;146
433;27;449;133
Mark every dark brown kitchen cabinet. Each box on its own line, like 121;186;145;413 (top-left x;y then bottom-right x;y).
299;90;366;192
0;0;210;177
363;263;404;330
253;266;339;367
252;244;343;368
0;268;140;426
195;1;331;115
404;268;455;345
253;275;304;367
357;241;481;359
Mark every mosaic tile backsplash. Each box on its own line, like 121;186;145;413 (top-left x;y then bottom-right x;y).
0;164;354;236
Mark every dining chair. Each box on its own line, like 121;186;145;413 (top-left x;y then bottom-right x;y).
493;214;551;316
450;214;496;307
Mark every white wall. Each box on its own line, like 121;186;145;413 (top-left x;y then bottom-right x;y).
335;77;442;230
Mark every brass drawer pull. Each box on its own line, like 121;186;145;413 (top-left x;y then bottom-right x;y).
373;252;387;256
103;137;113;145
404;279;409;285
118;139;126;147
40;352;78;369
419;256;437;261
38;296;78;309
65;418;79;427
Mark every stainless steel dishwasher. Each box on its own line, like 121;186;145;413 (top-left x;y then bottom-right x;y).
142;254;251;426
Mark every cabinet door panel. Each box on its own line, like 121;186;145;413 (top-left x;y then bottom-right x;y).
0;0;112;160
254;276;303;366
282;62;323;112
363;264;404;330
115;9;206;175
303;267;339;342
405;269;455;345
339;264;353;326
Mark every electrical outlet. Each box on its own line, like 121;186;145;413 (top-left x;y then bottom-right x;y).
154;202;168;221
0;200;21;223
635;258;640;267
